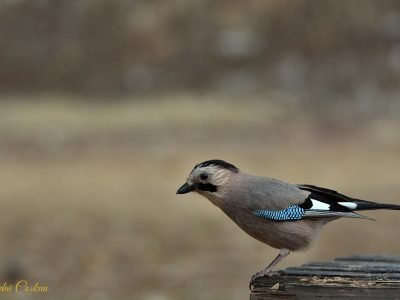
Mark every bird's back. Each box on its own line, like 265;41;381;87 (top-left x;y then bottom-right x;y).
225;173;309;211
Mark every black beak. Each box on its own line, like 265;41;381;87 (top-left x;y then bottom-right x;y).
176;182;195;194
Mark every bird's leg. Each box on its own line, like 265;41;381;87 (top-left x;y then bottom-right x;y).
262;249;290;275
250;249;290;289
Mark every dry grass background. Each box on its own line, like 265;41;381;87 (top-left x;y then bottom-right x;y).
0;94;399;300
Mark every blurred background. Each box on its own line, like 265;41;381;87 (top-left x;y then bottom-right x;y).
1;0;400;299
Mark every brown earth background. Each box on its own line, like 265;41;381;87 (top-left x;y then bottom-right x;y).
1;1;400;299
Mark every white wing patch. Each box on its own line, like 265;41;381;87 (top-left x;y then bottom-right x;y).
310;199;331;210
309;199;358;211
338;202;358;210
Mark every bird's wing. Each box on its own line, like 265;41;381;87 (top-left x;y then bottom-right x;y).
253;184;374;221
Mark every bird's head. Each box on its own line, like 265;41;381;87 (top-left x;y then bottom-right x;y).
176;159;239;202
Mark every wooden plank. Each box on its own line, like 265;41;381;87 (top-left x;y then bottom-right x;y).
304;261;400;268
250;255;400;299
284;267;400;276
335;254;400;263
252;276;400;299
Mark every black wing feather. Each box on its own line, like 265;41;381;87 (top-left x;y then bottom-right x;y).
298;184;354;202
298;184;400;211
296;184;374;220
298;184;354;211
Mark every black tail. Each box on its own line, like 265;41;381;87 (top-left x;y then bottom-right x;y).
354;200;400;211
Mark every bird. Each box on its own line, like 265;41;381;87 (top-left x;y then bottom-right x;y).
176;159;400;288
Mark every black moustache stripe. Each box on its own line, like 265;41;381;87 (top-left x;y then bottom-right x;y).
197;183;217;193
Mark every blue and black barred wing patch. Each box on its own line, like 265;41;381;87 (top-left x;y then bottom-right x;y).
254;205;305;221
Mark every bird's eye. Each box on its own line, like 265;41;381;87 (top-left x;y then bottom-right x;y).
200;173;209;181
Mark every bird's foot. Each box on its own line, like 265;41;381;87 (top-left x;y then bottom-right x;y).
249;270;279;290
250;270;264;283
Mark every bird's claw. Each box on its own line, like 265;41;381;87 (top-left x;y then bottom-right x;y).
249;270;279;290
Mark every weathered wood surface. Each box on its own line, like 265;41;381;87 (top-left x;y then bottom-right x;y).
250;255;400;299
